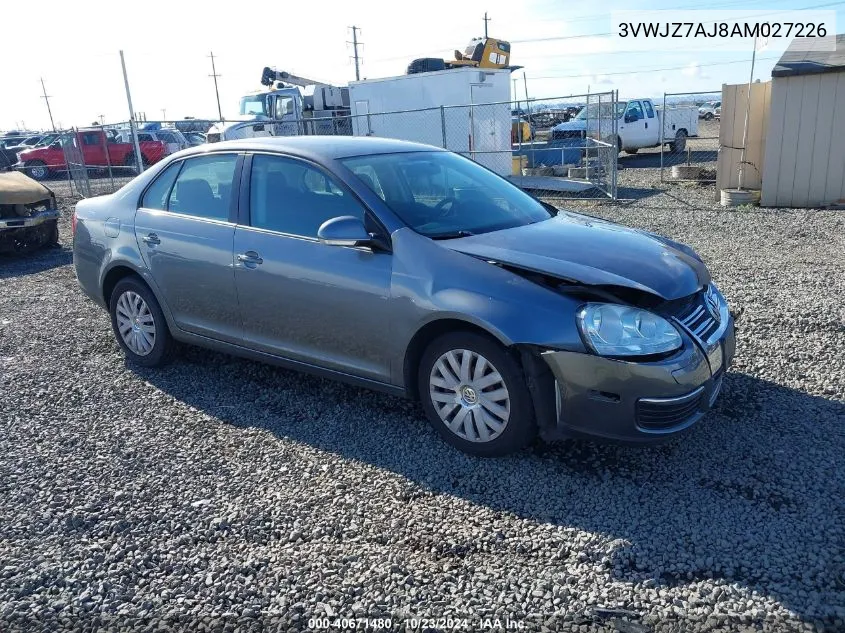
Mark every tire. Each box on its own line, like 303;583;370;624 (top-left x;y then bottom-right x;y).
406;57;447;74
418;332;536;457
109;276;174;367
46;220;59;247
670;130;687;154
704;112;714;121
123;152;149;175
26;160;49;181
624;148;639;155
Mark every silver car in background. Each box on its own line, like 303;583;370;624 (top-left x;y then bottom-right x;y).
72;137;735;456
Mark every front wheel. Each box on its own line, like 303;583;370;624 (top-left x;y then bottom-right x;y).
418;332;536;456
26;160;49;181
109;276;174;367
704;112;714;121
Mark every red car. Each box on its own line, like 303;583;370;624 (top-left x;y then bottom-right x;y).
16;129;167;181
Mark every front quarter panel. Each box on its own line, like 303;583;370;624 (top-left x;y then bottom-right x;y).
388;228;587;384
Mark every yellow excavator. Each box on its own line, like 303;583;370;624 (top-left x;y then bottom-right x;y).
406;36;519;74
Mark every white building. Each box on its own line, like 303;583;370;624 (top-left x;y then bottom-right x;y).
348;68;512;176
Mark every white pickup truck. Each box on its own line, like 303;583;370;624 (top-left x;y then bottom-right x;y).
550;98;698;155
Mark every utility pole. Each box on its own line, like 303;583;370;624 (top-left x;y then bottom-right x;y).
40;78;56;132
348;27;362;81
161;108;166;121
483;12;491;38
208;51;223;121
98;115;105;126
120;50;145;173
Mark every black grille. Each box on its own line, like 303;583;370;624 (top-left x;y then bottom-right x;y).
676;296;719;342
636;389;705;430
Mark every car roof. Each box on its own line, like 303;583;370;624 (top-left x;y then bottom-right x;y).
191;136;445;160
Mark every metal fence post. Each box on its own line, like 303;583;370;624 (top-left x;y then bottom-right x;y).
660;92;666;182
100;127;115;194
119;51;144;174
612;90;618;200
440;106;447;148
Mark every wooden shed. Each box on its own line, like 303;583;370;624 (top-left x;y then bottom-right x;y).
760;34;845;208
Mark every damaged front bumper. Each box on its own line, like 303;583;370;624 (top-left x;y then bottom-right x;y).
533;304;736;444
0;208;60;230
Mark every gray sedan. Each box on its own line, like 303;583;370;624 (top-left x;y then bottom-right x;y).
72;137;735;456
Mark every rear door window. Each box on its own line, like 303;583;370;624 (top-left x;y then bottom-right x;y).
168;154;238;221
140;161;182;210
643;100;655;119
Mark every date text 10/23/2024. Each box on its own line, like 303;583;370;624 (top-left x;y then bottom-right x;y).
307;616;527;630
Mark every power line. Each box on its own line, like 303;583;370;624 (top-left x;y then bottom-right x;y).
527;54;781;80
40;78;56;132
366;0;843;62
208;51;223;121
348;26;363;81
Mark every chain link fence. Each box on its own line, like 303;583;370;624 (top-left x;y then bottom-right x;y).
9;93;619;201
8;122;212;198
207;91;617;201
660;90;721;184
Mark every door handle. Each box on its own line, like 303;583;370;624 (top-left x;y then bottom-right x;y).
142;233;160;245
237;251;264;266
645;122;648;129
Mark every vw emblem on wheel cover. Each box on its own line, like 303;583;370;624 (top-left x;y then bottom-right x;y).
461;386;479;405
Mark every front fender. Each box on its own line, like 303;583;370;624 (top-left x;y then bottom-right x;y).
388;228;588;385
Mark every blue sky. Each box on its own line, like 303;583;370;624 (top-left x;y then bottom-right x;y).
1;0;842;130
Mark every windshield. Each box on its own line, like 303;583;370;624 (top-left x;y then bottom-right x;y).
239;95;268;116
575;102;627;120
341;151;552;238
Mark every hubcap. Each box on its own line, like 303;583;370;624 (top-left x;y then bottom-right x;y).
429;349;510;443
115;290;156;356
32;166;45;178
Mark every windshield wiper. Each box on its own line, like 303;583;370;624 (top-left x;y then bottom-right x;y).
429;230;475;240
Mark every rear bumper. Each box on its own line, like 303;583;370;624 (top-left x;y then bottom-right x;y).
540;313;736;444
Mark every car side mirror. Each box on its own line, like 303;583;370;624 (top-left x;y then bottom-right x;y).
317;216;372;248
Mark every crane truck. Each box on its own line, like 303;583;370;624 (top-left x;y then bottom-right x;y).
206;68;351;143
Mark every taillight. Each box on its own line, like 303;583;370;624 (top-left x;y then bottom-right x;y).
71;208;77;237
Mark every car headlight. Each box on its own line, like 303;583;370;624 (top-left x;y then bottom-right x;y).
576;303;682;356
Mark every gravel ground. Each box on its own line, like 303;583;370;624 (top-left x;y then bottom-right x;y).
1;177;844;633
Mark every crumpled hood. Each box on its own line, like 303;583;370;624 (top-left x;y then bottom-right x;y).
441;212;710;301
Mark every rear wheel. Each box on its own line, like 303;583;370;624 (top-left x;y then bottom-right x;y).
624;148;639;155
669;130;688;154
109;276;174;367
123;152;149;175
26;160;49;181
418;332;536;456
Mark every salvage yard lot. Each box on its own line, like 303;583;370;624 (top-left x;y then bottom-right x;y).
1;175;844;632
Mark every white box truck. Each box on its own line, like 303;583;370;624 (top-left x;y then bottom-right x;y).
348;67;512;175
